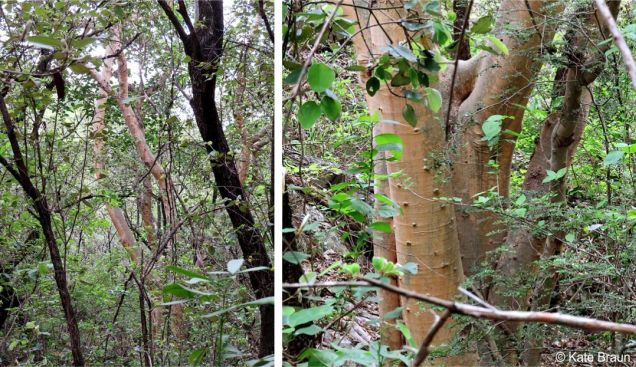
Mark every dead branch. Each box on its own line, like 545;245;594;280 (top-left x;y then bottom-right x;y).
284;278;636;336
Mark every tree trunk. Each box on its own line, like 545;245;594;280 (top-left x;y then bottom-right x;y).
373;151;402;352
343;2;472;364
343;0;566;363
485;3;620;365
158;0;274;356
450;0;563;276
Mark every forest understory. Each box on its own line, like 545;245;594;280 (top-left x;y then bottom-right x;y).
283;0;636;366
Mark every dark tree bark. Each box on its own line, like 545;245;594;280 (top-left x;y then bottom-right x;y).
0;272;19;330
0;95;84;366
158;0;274;357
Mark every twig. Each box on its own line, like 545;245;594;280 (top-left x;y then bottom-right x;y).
257;0;274;43
283;279;636;335
412;309;451;367
288;0;344;101
594;0;636;89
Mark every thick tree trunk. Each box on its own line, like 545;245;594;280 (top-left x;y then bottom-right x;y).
159;0;274;356
486;3;620;365
343;3;472;364
343;1;566;363
451;0;562;276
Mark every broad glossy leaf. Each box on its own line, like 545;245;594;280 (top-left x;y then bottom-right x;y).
320;95;341;121
366;76;380;96
283;251;309;264
471;15;493;34
487;35;509;55
298;101;321;129
402;103;417;127
604;150;624;166
287;304;334;327
307;63;335;92
426;88;442;113
27;35;63;49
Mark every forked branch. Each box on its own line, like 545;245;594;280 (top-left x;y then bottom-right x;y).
284;278;636;364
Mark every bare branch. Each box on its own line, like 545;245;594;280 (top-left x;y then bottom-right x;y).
284;279;636;336
412;310;451;367
595;0;636;89
157;0;190;46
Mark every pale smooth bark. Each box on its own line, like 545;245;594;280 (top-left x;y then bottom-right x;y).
343;2;472;364
373;151;402;351
92;41;141;263
450;0;563;275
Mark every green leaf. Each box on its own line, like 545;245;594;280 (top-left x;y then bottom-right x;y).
299;271;316;284
471;15;493;34
294;324;323;336
372;256;388;272
346;64;367;72
283;251;309;265
487;35;509;55
320;95;341;121
69;62;91;74
391;45;417;62
481;115;510;147
298;101;321;129
399;262;418;275
383;306;404;320
341;263;360;275
565;233;575;242
402;103;417;127
349;198;373;219
366;76;380;96
287;305;334;327
307;63;335;93
396;320;417;348
70;37;95;49
166;265;210;282
390;72;411;87
284;69;302;84
375;133;404;159
202;297;275;319
426;88;442;113
163;283;195;298
369;221;391;233
542;168;567;183
227;259;244;274
188;348;207;366
603;150;624;166
27;35;63;49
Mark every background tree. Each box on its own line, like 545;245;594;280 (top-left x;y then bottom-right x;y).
0;1;274;365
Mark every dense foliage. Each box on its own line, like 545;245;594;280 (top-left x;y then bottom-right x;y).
0;1;273;366
283;0;636;366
